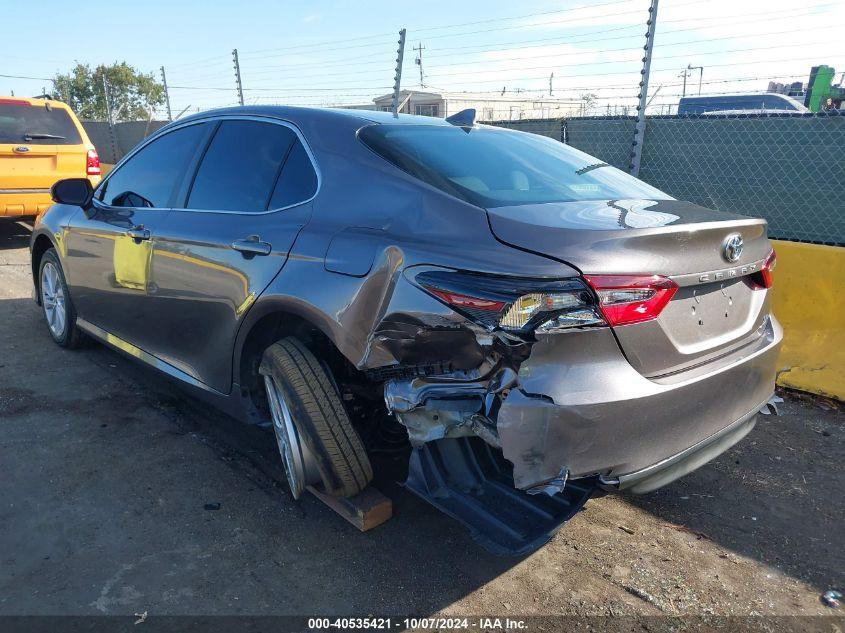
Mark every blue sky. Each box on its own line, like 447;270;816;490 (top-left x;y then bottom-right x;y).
3;0;843;115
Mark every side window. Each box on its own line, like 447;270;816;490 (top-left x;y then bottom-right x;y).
268;139;318;209
187;120;296;213
101;123;207;208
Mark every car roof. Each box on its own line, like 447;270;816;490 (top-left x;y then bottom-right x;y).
177;105;455;127
680;93;799;101
0;96;72;110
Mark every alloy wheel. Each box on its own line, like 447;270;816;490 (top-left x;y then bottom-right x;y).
263;375;319;499
41;262;67;339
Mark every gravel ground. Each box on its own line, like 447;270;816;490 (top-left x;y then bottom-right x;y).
0;220;842;624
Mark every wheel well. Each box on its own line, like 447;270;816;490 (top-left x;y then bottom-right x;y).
238;312;362;410
30;235;55;297
238;311;402;463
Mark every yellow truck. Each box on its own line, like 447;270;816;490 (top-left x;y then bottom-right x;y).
0;96;100;218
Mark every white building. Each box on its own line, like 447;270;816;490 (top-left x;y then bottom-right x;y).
342;89;583;121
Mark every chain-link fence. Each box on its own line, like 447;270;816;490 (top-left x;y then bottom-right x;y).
484;111;845;246
81;120;169;165
479;118;565;142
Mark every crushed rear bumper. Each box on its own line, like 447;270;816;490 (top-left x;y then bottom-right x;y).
496;316;782;492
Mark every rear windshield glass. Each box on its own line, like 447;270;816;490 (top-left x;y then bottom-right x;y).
359;124;670;208
0;102;82;145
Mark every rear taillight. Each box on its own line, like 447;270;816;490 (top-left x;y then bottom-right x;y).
759;249;776;289
582;274;678;326
86;149;101;176
746;249;776;290
415;270;603;334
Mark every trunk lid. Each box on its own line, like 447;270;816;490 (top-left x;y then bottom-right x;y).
0;99;88;191
0;144;87;189
487;199;774;377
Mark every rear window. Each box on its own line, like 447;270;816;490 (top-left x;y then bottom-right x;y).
359;124;669;209
0;102;82;145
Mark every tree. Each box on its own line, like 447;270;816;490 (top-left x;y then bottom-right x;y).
579;92;598;116
53;62;164;122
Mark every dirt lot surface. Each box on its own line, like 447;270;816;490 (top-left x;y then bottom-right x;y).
1;220;843;624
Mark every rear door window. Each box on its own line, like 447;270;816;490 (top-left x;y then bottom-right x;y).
187;120;297;213
100;123;208;208
0;101;82;145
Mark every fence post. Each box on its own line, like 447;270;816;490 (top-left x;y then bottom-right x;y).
392;29;407;118
232;48;245;106
160;66;173;121
630;0;659;177
101;76;120;164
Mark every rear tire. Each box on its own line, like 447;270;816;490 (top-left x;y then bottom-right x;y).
260;337;373;499
38;248;82;349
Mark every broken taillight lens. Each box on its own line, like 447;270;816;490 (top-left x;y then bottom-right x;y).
582;274;678;326
415;270;603;333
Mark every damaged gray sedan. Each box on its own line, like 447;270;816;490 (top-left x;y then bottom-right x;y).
32;106;781;554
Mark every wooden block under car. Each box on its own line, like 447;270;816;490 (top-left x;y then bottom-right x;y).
307;485;393;532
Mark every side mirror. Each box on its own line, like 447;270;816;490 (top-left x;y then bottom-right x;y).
51;178;94;208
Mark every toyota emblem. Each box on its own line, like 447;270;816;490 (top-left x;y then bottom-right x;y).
722;233;744;263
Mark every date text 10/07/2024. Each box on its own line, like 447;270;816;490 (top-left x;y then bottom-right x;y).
307;617;528;630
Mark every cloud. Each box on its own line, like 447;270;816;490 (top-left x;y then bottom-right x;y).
302;13;321;23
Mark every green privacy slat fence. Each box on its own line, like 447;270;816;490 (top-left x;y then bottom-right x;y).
483;111;845;246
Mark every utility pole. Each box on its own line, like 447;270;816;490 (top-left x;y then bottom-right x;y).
391;29;407;118
629;0;658;177
688;64;704;96
680;67;690;98
413;42;425;87
160;66;173;121
232;48;245;106
549;72;554;96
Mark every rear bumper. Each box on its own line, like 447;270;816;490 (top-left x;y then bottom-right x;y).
0;191;52;217
497;315;782;491
599;404;760;494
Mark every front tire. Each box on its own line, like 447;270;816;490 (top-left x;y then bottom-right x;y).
260;337;373;499
38;249;82;348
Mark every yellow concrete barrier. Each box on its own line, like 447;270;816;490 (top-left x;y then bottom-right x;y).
771;240;845;401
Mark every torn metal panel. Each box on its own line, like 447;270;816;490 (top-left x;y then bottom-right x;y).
384;368;490;445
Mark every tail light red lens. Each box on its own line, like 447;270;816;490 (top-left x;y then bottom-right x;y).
86;149;101;176
747;249;777;290
583;274;678;326
424;288;507;312
415;270;603;333
759;249;776;289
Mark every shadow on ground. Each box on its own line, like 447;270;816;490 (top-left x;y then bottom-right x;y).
0;220;31;251
625;395;843;594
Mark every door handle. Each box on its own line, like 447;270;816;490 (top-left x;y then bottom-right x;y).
231;235;272;256
126;226;150;241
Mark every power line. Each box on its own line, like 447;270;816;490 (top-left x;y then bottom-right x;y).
425;56;844;86
0;73;53;81
234;19;834;85
421;2;838;59
420;23;839;71
237;0;639;58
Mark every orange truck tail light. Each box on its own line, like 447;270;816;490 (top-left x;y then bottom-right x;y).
86;149;101;176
